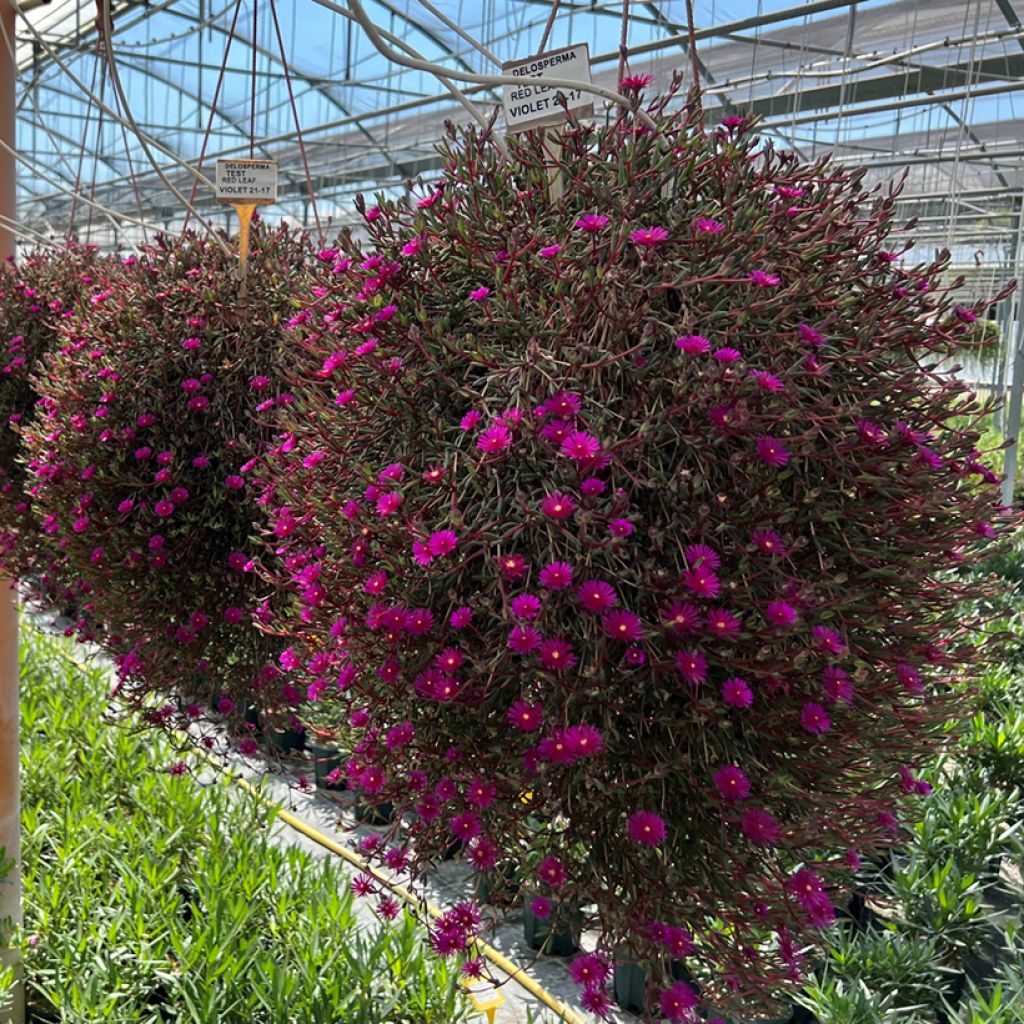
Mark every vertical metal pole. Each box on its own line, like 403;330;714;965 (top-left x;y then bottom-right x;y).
1002;196;1024;508
0;1;23;1022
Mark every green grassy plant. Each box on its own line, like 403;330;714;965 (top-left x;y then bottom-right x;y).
9;627;473;1024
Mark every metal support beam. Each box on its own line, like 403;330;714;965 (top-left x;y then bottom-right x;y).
994;0;1024;52
1003;197;1024;507
0;8;23;1022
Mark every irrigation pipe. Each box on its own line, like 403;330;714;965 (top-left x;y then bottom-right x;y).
11;1;216;191
335;0;661;135
98;0;232;257
54;649;584;1024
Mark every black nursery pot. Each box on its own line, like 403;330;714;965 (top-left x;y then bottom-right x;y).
613;956;691;1015
522;896;580;957
355;798;395;826
269;724;306;754
441;837;465;861
477;861;522;906
307;741;345;790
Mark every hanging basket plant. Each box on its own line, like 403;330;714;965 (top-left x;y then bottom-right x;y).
0;244;111;592
263;84;1011;1014
22;223;313;724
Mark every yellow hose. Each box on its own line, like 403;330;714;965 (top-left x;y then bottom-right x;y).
202;755;586;1024
57;650;585;1024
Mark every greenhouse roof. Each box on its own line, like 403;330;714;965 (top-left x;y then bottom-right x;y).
8;0;1024;257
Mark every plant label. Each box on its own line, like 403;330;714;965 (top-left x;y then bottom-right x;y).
215;159;278;205
502;44;594;133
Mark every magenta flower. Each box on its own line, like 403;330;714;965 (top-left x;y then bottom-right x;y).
537;856;568;887
459;410;482;431
153;500;174;518
560;431;602;461
695;216;726;234
608;518;634;538
498;554;528;580
662;601;703;634
450;606;473;628
580;989;613;1017
450;812;482;842
539;244;561;259
751;528;786;556
801;701;832;735
812;625;846;656
575;213;610;233
749;370;784;392
541;492;576;520
748;269;781;287
508;699;543;731
568;951;611;989
435;648;463;673
508;625;542;654
787;867;825;908
675;649;707;684
627;810;666;846
465;839;499;872
674;333;710;355
741;808;782;846
564;723;604;757
477;424;512;452
469;286;490;302
714;764;751;801
685;542;719;569
619;72;654;90
798;322;825;347
896;662;923;694
854;419;885;445
510;593;542;619
722;677;754;709
546;391;582;417
765;601;798;628
705;607;741;639
362;570;389;595
683;566;720;599
530;897;552;918
375;492;403;515
624;645;646;666
580;477;606;497
630;225;669;247
539;560;573;590
428;529;458;557
603;609;643;643
713;346;741;363
823;666;854;705
538;637;577;672
659;981;699;1022
755;435;789;468
576;579;618;613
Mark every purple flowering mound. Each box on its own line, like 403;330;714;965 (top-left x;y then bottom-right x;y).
266;91;1009;1012
0;245;110;588
21;224;312;722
